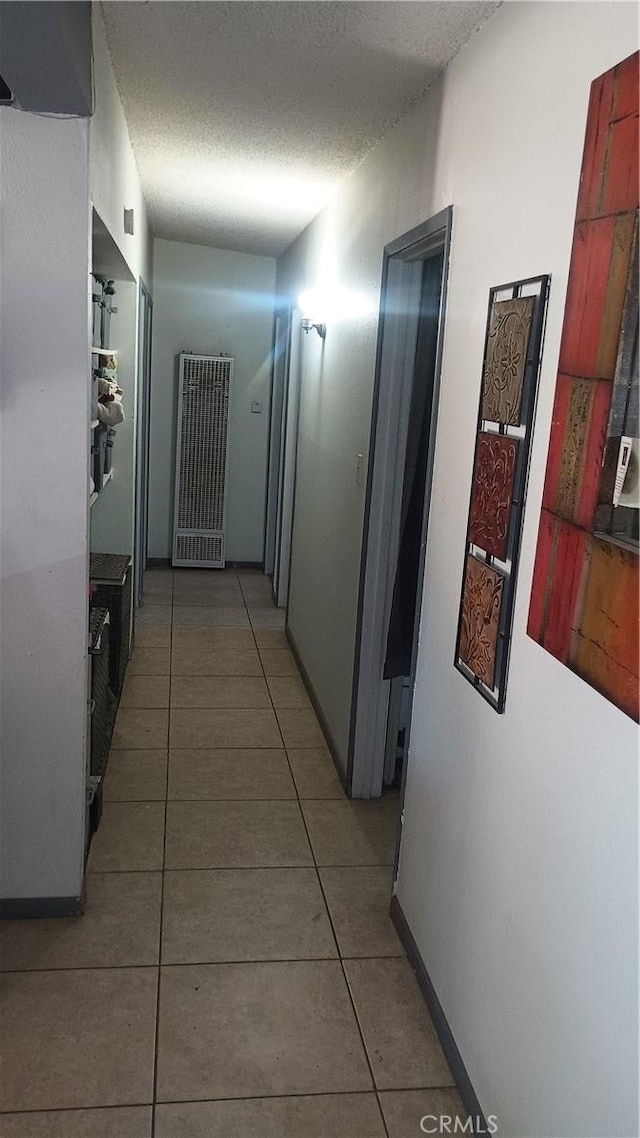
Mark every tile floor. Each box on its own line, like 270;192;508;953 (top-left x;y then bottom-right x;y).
0;568;466;1137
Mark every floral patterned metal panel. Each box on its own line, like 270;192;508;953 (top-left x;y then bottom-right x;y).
455;275;549;712
458;555;504;688
468;433;519;560
481;296;535;426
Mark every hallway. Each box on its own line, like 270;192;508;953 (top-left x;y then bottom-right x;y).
0;568;465;1137
1;6;638;1136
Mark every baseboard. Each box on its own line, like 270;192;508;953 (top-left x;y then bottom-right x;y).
150;559;264;570
390;895;488;1128
149;558;264;570
0;895;83;920
285;624;349;795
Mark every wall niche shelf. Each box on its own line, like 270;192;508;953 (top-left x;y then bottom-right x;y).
90;469;113;508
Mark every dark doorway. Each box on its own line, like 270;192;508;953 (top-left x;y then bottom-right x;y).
349;208;453;801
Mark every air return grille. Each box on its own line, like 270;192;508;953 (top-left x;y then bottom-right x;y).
172;354;233;568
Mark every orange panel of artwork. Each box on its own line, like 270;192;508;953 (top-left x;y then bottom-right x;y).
528;51;639;722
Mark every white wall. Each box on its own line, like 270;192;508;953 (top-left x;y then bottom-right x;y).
90;4;150;286
149;239;276;562
0;3;152;907
0;109;91;903
277;91;442;760
276;5;638;1136
89;5;152;563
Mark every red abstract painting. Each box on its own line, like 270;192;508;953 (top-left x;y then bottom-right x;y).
528;51;639;722
468;433;519;560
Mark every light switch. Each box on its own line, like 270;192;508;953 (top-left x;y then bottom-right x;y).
251;401;263;414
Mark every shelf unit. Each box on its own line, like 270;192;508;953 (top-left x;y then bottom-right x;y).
88;232;136;862
90;344;118;508
90;469;113;508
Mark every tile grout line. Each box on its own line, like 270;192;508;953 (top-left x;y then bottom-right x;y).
303;814;392;1136
0;1081;459;1117
124;571;391;1131
106;796;341;804
149;568;174;1137
313;859;392;1135
83;861;395;873
0;953;413;976
258;616;392;1138
242;575;392;1132
108;743;317;750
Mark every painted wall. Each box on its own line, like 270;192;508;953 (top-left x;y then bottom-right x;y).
149;239;276;562
0;3;151;906
90;4;150;286
0;1;92;116
276;5;638;1137
0;109;90;903
89;4;151;561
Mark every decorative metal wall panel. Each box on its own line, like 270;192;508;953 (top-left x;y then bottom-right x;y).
455;275;550;712
468;432;519;560
528;51;639;723
481;296;535;425
458;555;504;688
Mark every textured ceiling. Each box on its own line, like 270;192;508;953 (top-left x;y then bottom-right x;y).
102;1;500;257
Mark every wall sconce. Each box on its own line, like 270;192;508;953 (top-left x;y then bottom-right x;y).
299;280;373;337
301;317;326;339
299;288;327;339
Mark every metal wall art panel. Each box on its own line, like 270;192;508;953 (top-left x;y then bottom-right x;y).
528;51;639;722
458;555;504;688
481;295;535;426
468;432;519;560
455;275;550;712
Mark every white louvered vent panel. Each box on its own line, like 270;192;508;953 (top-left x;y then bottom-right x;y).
172;354;233;568
175;533;224;564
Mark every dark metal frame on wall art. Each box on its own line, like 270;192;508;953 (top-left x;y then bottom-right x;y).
454;274;550;712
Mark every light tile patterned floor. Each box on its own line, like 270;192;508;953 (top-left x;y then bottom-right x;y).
0;568;466;1137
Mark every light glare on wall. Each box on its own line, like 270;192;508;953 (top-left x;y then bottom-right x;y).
299;288;327;338
298;284;374;331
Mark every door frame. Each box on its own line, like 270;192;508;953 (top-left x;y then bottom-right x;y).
273;308;302;609
264;307;291;580
134;278;152;604
348;207;453;798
